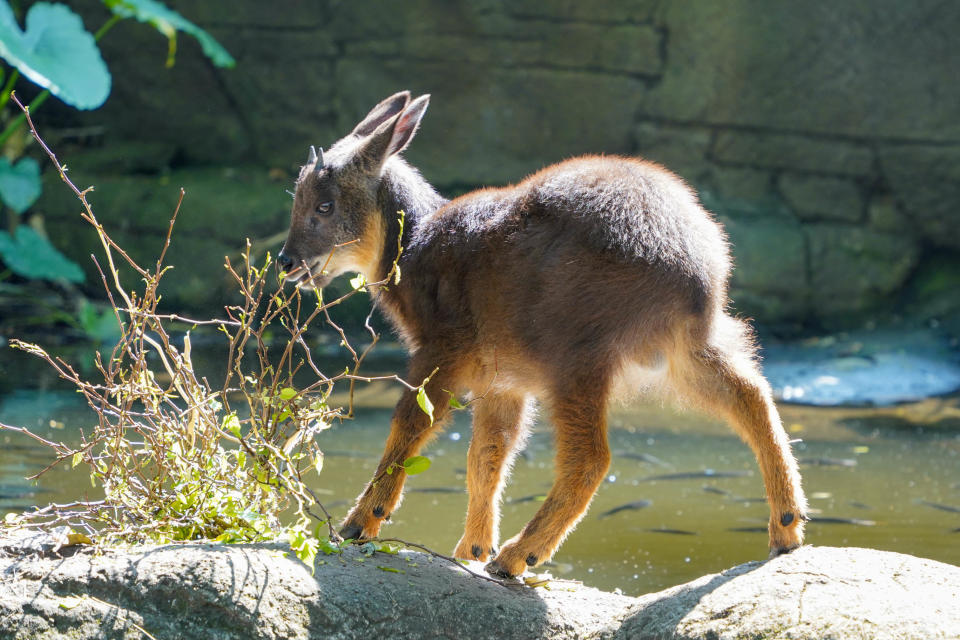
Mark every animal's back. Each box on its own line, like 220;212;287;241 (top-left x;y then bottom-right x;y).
407;155;732;370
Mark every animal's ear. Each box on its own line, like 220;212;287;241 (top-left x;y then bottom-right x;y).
354;95;430;172
385;94;429;157
352;91;411;137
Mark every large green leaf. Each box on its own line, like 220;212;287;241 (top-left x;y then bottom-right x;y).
0;2;111;110
104;0;235;68
0;224;84;282
0;157;40;214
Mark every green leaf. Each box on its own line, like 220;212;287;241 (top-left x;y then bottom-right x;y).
377;565;404;574
0;2;111;109
448;393;466;410
349;273;366;291
402;455;431;475
77;300;121;343
0;225;84;282
317;536;342;555
103;0;235;68
222;412;241;437
0;157;41;214
71;452;82;468
279;387;297;401
416;387;434;425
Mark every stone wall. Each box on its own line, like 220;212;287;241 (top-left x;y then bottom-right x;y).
37;0;960;327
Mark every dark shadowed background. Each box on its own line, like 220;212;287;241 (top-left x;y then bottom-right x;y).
31;0;960;337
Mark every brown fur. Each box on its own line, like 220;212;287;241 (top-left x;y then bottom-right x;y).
279;92;807;578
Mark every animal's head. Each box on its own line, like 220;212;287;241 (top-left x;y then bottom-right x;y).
278;90;430;289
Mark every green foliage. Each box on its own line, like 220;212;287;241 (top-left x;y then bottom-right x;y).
0;156;40;213
0;1;110;109
402;455;431;475
0;0;234;287
104;0;235;68
76;299;121;343
0;224;84;282
416;386;434;425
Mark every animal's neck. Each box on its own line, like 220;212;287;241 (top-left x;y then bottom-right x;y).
372;158;446;344
374;159;447;280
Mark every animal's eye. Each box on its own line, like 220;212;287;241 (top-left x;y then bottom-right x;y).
315;201;333;216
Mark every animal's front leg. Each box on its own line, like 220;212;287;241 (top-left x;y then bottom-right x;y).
340;362;456;541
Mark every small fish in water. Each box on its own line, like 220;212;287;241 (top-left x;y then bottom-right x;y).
507;494;546;504
0;504;36;512
727;526;767;533
646;528;697;535
0;484;52;499
809;516;876;526
915;500;960;514
702;485;732;496
732;497;768;505
798;457;857;468
408;487;464;494
598;500;653;519
848;501;872;510
642;469;751;482
618;452;671;467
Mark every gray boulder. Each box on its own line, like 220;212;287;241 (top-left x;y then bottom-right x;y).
0;541;957;639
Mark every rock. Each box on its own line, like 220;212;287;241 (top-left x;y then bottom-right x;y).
711;131;874;176
335;60;645;187
879;145;960;250
618;546;960;640
722;215;809;321
645;2;960;139
0;541;956;639
867;193;910;233
633;122;712;182
806;224;920;314
762;328;960;406
779;174;864;223
902;251;960;341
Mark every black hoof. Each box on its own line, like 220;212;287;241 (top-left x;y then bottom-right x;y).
768;543;801;559
484;560;515;578
339;523;363;541
471;544;482;559
372;506;384;518
489;547;497;557
780;512;795;527
525;554;538;566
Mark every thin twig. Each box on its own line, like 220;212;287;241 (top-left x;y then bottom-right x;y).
373;537;523;588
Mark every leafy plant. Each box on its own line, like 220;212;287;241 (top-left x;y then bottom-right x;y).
0;0;234;285
0;104;436;569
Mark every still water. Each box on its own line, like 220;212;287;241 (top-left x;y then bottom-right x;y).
0;345;958;596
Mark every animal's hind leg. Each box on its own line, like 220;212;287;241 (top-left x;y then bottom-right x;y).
453;393;533;562
486;376;611;578
671;315;807;554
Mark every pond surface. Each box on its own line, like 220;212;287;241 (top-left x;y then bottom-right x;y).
0;343;958;596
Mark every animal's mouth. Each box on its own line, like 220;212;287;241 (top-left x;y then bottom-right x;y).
283;259;328;290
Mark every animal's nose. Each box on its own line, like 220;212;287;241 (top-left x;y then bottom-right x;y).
277;251;295;272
